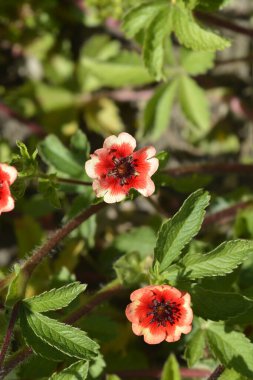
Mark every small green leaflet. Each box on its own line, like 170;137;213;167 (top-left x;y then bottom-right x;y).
154;189;210;273
161;354;181;380
184;329;205;367
24;282;86;312
181;50;215;75
5;264;27;307
49;360;89;380
206;322;253;378
142;80;178;140
178;75;210;136
191;286;253;321
182;240;253;279
24;309;99;360
123;0;168;38
143;7;172;80
39;135;84;177
20;306;67;361
123;1;230;78
173;5;230;51
106;376;122;380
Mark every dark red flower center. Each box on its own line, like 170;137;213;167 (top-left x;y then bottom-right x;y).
147;298;182;327
108;156;137;186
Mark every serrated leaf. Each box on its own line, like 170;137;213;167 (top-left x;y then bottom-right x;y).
154;189;210;273
24;310;99;360
184;329;205;367
182;240;253;279
39;135;83;177
142;79;178;140
143;8;172;79
49;360;89;380
123;0;168;38
173;6;230;51
181;50;215;75
20;306;67;361
161;354;181;380
24;282;86;312
191;286;253;321
178;75;210;135
206;322;253;378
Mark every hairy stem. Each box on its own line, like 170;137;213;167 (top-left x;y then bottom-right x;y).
22;203;105;278
0;302;20;371
207;365;225;380
0;203;105;292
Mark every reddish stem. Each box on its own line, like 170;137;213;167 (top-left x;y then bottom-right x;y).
0;302;20;371
22;203;105;279
195;11;253;37
112;368;211;379
165;163;253;177
207;365;225;380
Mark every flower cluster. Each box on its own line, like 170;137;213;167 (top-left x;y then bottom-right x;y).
85;132;159;203
126;285;193;344
0;163;17;215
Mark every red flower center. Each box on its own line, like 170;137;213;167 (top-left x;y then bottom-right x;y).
147;299;182;327
108;155;137;186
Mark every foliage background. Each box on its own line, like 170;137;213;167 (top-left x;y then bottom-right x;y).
1;0;253;379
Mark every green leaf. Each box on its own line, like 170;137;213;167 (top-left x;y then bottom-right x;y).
24;310;99;360
106;376;122;380
5;265;28;307
142;80;178;140
24;282;86;313
219;368;248;380
181;50;215;75
80;52;154;89
196;0;231;12
178;75;210;136
38;177;61;208
154;189;210;273
114;251;151;286
123;0;168;38
20;306;67;361
49;361;89;380
39;135;84;177
161;354;181;380
182;240;253;279
143;8;172;79
184;329;205;367
206;322;253;378
191;286;253;321
173;6;230;51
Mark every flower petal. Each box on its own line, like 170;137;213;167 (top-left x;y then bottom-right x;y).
1;195;15;213
85;156;100;179
143;326;166;344
103;189;126;204
0;164;17;185
136;178;155;197
147;157;159;176
104;132;136;151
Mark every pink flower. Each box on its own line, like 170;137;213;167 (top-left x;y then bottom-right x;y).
125;285;193;344
0;163;17;215
85;132;159;203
